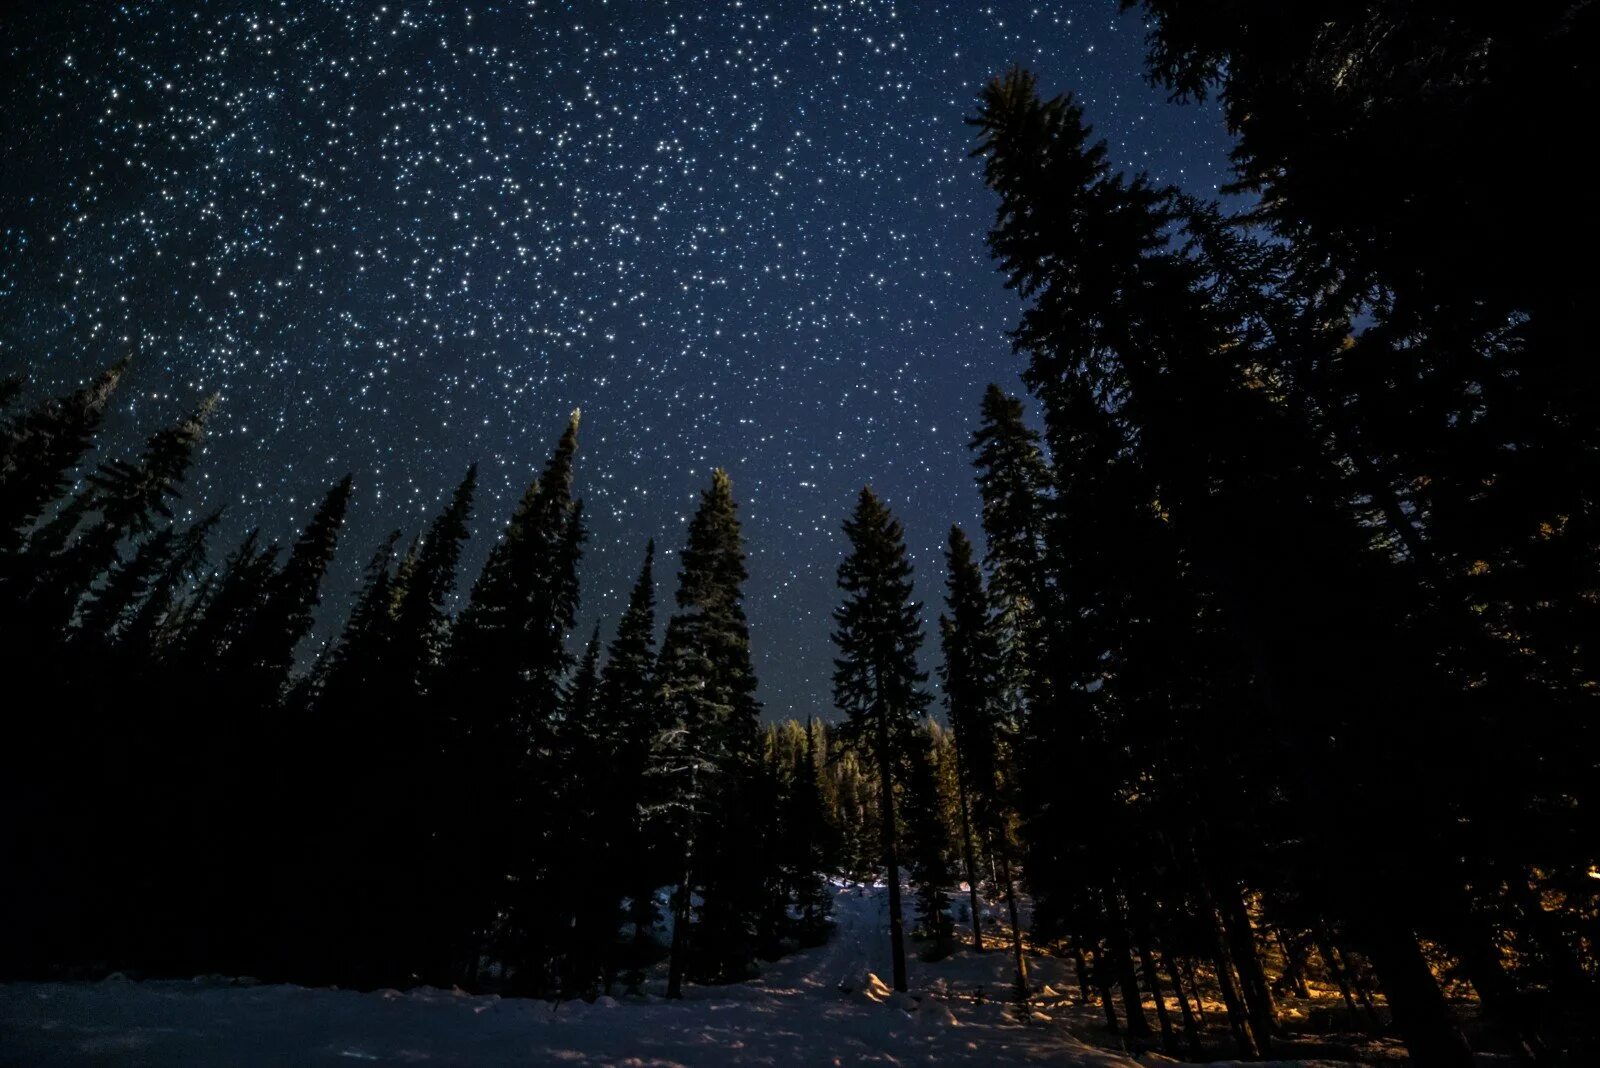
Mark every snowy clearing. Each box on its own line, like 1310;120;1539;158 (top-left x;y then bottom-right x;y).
0;884;1354;1066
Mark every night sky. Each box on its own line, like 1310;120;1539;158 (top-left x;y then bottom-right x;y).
1;1;1230;718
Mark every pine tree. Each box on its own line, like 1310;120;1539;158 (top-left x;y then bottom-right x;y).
391;465;477;695
315;530;403;713
18;395;215;635
655;469;763;995
238;475;354;691
831;486;932;993
116;510;220;659
556;625;614;996
970;385;1051;720
391;465;478;984
0;360;126;555
939;526;1000;953
599;541;666;971
446;415;583;991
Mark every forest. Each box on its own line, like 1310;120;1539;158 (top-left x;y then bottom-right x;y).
2;4;1596;1067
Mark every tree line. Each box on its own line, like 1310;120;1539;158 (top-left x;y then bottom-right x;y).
0;388;849;997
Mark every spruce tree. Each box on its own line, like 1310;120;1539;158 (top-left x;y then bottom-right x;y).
655;469;762;995
0;360;126;555
599;541;666;968
970;385;1051;719
392;465;478;983
239;475;354;691
556;625;614;996
316;530;403;713
939;525;1000;954
446;414;583;991
19;395;215;634
391;465;477;695
831;486;932;993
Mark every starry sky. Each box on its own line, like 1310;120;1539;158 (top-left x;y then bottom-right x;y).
1;0;1231;718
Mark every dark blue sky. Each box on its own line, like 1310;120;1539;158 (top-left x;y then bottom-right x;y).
1;1;1231;718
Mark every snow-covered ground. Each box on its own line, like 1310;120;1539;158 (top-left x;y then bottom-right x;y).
0;884;1352;1066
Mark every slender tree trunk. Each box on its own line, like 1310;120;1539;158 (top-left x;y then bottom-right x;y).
995;847;1029;1007
1218;888;1277;1046
666;869;692;998
1103;888;1150;1038
1276;928;1312;998
1316;926;1361;1020
666;776;697;1001
952;747;986;953
1089;947;1121;1032
1207;914;1259;1059
1338;943;1384;1027
876;708;908;993
1163;949;1205;1061
1137;939;1178;1054
1180;955;1207;1025
1072;943;1093;1005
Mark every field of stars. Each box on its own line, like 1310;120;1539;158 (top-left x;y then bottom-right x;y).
0;1;1230;717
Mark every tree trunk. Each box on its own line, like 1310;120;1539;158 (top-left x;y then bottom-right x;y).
1180;956;1207;1024
1339;944;1384;1027
665;865;692;998
876;709;908;993
1218;888;1277;1047
1276;928;1312;998
1355;916;1474;1068
1072;943;1093;1005
1089;947;1121;1032
1138;939;1178;1055
1316;925;1361;1020
952;747;986;953
1208;917;1259;1059
1163;949;1205;1061
1103;888;1150;1037
997;846;1030;1007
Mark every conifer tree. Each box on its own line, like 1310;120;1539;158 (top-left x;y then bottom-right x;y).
447;415;582;990
831;486;932;993
0;360;126;555
599;541;666;962
239;475;354;691
316;530;403;712
19;395;215;634
116;510;220;659
556;625;613;996
390;465;478;983
970;385;1051;719
391;465;477;695
655;469;762;995
939;526;999;951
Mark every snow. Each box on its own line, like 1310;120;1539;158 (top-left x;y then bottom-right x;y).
0;884;1342;1066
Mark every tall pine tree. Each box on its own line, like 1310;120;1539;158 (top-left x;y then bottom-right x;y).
831;486;932;993
655;470;763;995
